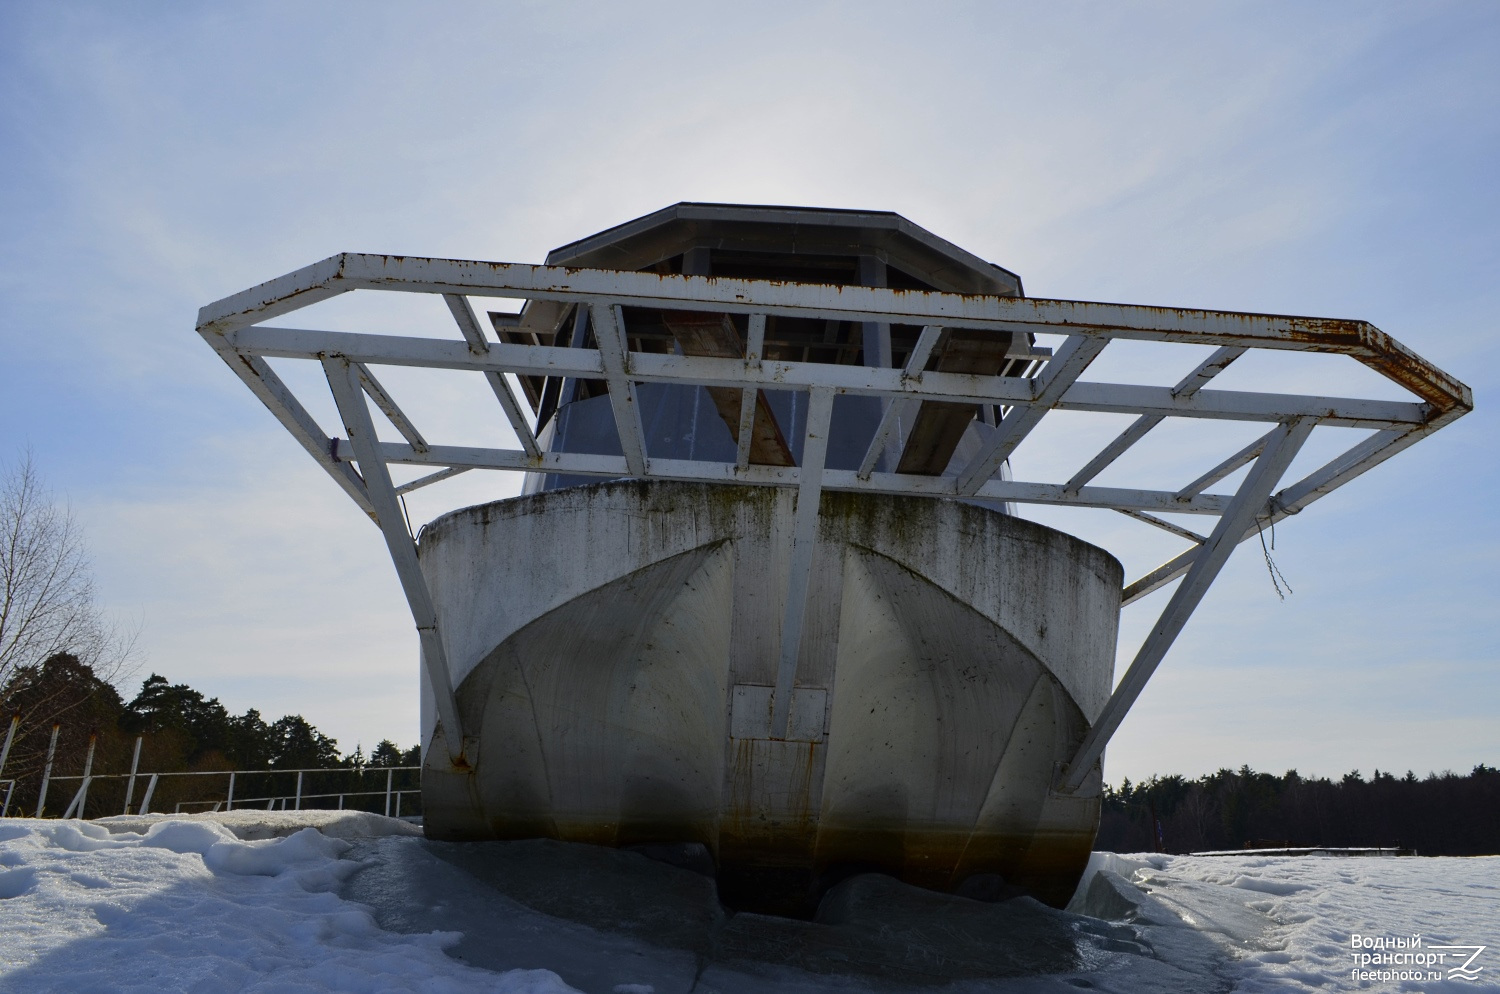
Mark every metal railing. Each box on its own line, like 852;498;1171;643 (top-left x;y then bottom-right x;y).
169;780;417;818
38;765;422;820
0;717;422;820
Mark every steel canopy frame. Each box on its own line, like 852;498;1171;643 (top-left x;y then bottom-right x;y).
197;253;1472;785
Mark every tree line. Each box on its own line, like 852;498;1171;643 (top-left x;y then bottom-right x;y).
6;648;1498;851
0;652;420;818
1097;764;1500;856
0;452;419;817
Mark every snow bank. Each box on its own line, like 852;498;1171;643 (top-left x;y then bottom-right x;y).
0;817;576;993
1143;853;1500;992
2;816;1496;993
94;809;425;841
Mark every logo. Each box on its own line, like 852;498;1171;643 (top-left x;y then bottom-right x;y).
1350;934;1486;984
1426;945;1486;983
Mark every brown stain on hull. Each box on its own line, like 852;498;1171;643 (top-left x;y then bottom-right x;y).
448;813;1102;916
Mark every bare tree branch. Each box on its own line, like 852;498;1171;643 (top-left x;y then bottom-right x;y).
0;451;138;710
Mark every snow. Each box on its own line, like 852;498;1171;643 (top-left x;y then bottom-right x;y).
0;814;1495;993
96;810;428;842
0;816;572;993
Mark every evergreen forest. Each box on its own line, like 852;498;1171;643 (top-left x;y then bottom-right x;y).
0;653;420;818
1098;765;1500;856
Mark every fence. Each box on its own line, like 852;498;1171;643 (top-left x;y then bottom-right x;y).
42;765;423;820
0;714;15;816
0;716;422;820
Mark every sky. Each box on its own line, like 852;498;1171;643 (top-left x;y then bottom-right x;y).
0;1;1495;785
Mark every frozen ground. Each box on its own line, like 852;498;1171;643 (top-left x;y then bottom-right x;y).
0;813;1494;993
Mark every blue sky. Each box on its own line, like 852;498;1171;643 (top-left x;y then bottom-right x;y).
1;2;1495;783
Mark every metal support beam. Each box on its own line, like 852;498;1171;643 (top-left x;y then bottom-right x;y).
1060;349;1241;493
444;291;489;348
735;314;767;470
1116;509;1208;545
858;255;893;370
1177;346;1248;391
1057;417;1315;793
230;326;1436;429
323;357;467;765
956;334;1108;494
535;305;590;432
445;293;543;459
1123;425;1427;605
361;438;1240;514
591;303;648;476
356;363;429;453
857;325;943;479
904;326;945;378
394;466;471;496
199;255;1465;413
1065;416;1165;494
206;346;375;518
771;388;835;740
1177;427;1275;497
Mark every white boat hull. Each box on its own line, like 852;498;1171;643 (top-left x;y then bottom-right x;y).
419;481;1121;912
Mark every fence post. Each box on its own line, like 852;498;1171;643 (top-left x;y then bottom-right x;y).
0;714;18;779
295;771;303;810
123;737;142;815
63;778;91;819
76;734;97;817
384;768;393;818
36;724;61;817
226;772;235;812
138;773;158;815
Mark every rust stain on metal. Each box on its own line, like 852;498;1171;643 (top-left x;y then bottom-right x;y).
1354;324;1472;414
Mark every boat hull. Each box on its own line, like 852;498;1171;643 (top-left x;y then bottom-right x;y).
418;481;1121;912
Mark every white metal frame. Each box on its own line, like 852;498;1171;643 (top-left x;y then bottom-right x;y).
197;254;1472;787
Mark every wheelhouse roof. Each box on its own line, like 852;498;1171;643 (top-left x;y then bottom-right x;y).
543;202;1023;296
